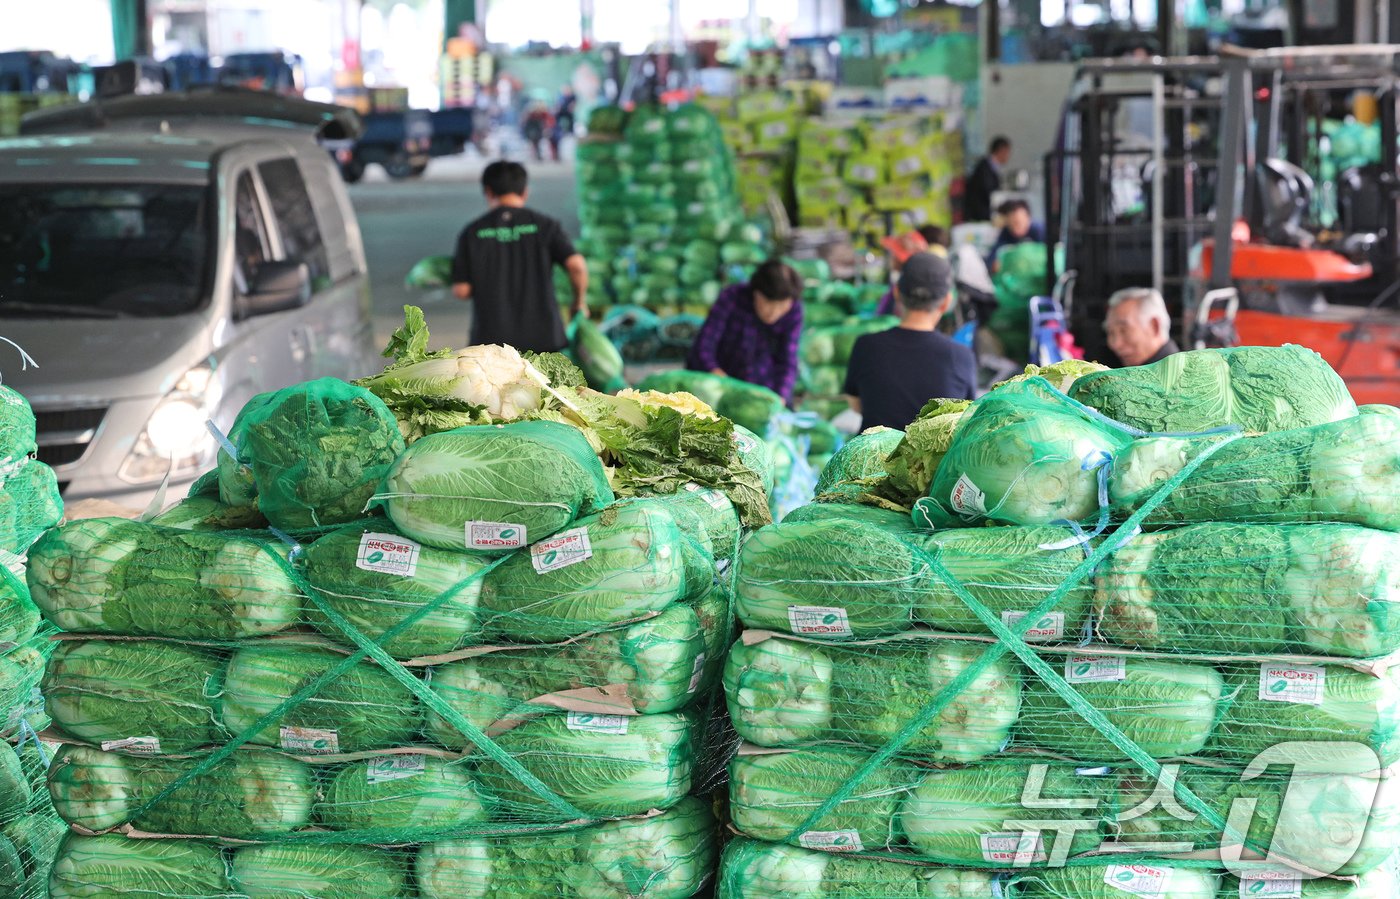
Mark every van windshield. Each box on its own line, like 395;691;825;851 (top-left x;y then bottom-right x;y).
0;183;208;318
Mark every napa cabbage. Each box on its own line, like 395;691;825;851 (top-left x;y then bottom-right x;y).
814;428;904;495
479;500;687;641
718;838;1001;898
729;748;924;850
901;762;1109;863
43;640;226;753
414;796;715;899
1011;864;1219;898
1111;406;1400;531
734;520;930;638
221;644;423;753
912;525;1092;640
724;636;1020;763
1115;766;1400;877
379;419;614;553
0;565;39;648
48;835;233;899
474;710;695;820
781;501;917;535
46;745;312;837
217;378;405;530
426;601;715;747
1018;657;1226;760
28;518;301;640
920;380;1134;529
1210;663;1400;769
231;844;412;898
316;756;485;833
1070;345;1356;434
302;518;490;659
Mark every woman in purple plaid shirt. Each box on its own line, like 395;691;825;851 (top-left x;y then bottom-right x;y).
686;259;804;403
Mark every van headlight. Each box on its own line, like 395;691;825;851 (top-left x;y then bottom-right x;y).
119;364;223;484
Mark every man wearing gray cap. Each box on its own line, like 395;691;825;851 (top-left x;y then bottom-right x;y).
844;252;978;431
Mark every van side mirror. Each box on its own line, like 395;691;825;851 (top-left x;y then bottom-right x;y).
237;260;311;319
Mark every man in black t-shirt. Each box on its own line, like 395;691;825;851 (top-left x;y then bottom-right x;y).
844;253;978;431
451;161;588;352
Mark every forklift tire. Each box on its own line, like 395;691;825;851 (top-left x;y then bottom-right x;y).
340;159;366;183
385;153;416;180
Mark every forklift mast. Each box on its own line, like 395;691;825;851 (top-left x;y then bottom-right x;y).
1049;45;1400;361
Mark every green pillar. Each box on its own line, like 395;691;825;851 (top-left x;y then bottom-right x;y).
110;0;149;59
445;0;477;45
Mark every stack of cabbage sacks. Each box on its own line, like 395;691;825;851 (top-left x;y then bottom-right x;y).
29;383;734;898
0;385;62;561
575;102;747;319
719;345;1400;897
0;381;65;898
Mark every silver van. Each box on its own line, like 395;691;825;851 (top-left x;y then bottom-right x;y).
0;91;377;507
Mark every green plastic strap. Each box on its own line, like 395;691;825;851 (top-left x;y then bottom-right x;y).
128;546;590;826
782;431;1243;843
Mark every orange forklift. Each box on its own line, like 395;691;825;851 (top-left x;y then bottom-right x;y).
1049;45;1400;403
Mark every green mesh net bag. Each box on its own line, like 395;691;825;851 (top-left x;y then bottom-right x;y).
814;427;904;495
0;739;63;899
217;378;406;530
0;386;35;480
378;419;615;553
1;459;62;555
1111;405;1400;530
718;837;1003;897
1069;345;1357;434
918;378;1136;529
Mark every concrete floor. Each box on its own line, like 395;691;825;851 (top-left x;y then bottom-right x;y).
348;153;581;353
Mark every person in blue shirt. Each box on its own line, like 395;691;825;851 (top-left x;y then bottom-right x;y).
986;200;1045;270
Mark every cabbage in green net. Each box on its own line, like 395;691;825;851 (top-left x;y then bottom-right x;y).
902;761;1109;864
28;518;301;641
718;838;1001;898
231;843;413;898
302;517;490;659
729;747;924;851
1017;656;1227;760
478;500;688;642
220;644;424;753
43;639;226;753
218;378;406;530
734;519;931;638
724;636;1020;763
920;379;1134;529
814;427;903;495
380;419;614;553
48;835;233;899
415;796;715;898
1069;344;1357;435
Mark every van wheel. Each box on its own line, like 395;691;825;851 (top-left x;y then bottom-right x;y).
340;159;366;183
385;153;416;180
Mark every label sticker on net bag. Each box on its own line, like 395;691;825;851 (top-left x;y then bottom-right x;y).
684;482;729;510
566;712;629;735
979;833;1047;865
1065;655;1127;683
101;737;162;756
787;606;852;638
366;754;426;785
1237;873;1302;898
1103;864;1168;897
1003;611;1065;642
1258;664;1325;706
356;533;421;577
950;474;987;515
466;522;528;551
280;726;340;753
799;830;863;852
531;528;592;574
